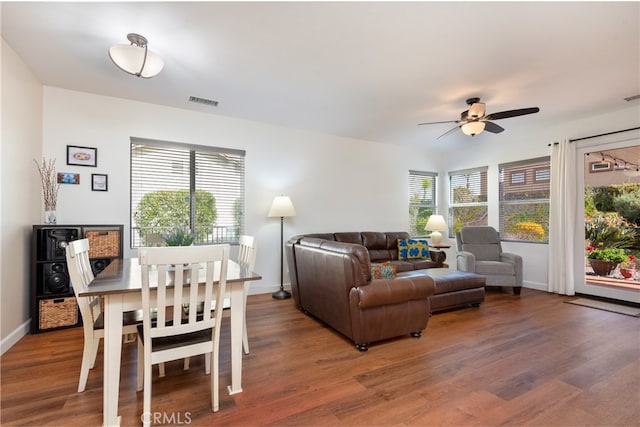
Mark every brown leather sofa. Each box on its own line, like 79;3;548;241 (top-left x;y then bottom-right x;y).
286;232;441;351
288;232;445;272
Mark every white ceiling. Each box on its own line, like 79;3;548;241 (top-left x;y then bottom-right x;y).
2;1;639;152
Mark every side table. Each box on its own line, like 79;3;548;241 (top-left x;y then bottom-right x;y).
429;244;451;267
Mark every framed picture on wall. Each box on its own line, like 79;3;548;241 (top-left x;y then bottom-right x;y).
57;172;80;184
91;174;108;191
67;145;97;167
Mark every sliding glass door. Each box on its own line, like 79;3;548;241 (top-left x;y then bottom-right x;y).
575;131;640;303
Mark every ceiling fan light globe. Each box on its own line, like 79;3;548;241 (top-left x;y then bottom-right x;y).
468;102;485;119
461;121;485;136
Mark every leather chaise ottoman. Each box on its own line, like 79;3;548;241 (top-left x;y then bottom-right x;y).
397;268;485;313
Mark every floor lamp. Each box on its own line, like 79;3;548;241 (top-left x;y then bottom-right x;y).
268;195;296;299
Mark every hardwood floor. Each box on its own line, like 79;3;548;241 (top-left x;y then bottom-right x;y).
2;288;639;426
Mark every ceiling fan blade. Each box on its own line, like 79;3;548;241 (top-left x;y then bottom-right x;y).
483;121;505;134
418;120;458;126
436;125;461;139
484;107;540;121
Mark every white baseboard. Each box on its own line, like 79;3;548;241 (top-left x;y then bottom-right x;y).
523;280;548;292
1;319;30;356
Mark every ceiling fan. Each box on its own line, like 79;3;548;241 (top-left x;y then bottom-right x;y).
419;97;540;139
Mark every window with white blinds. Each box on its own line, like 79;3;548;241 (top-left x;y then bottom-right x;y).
408;170;437;236
130;138;245;248
449;167;488;235
499;157;550;242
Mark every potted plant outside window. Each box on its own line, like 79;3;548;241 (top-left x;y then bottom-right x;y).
587;247;628;277
619;255;636;279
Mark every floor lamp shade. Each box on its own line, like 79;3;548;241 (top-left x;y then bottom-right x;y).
269;195;296;299
268;196;296;218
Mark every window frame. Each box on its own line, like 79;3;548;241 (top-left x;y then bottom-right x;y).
408;170;438;237
448;166;489;237
130;137;245;248
498;156;551;243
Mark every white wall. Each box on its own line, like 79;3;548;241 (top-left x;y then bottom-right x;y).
41;87;440;295
1;39;43;353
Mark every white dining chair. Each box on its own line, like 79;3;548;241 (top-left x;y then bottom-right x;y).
186;235;256;364
136;244;230;423
235;235;257;354
66;238;141;392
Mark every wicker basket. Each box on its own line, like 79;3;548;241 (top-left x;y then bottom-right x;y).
39;297;78;330
86;230;120;258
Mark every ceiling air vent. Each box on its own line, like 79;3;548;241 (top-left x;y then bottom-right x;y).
189;96;219;107
623;94;640;102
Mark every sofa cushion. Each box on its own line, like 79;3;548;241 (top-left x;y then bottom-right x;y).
385;232;409;260
475;260;515;276
362;232;391;262
371;261;397;279
334;232;364;245
397;238;430;260
391;259;441;273
398;268;485;294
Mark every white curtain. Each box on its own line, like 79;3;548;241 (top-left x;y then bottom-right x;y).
548;139;577;295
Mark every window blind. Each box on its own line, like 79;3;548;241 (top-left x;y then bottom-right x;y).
499;157;550;242
130;138;245;247
408;170;437;236
448;167;488;235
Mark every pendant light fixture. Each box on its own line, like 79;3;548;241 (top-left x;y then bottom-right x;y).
109;33;164;78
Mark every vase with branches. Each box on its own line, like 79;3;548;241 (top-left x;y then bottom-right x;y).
34;157;60;224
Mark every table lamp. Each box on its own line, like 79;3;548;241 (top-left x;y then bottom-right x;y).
268;195;296;299
425;214;448;246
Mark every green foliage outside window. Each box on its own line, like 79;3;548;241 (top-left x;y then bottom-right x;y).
585;183;639;251
409;176;435;236
451;186;487;234
503;204;549;242
134;189;217;243
613;188;640;223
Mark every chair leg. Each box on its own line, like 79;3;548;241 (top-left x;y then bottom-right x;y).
513;286;522;295
77;334;95;392
142;357;152;427
89;334;100;369
205;353;211;375
242;322;249;354
184;357;190;370
212;348;219;412
136;339;144;392
242;284;250;354
159;362;166;378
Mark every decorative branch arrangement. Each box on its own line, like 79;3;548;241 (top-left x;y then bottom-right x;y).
34;157;60;210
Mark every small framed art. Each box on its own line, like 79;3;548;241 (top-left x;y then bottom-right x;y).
67;145;97;167
91;174;108;191
57;172;80;184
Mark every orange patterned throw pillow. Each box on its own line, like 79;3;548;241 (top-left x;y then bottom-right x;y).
371;261;397;279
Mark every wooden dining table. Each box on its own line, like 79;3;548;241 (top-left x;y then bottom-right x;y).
80;257;262;427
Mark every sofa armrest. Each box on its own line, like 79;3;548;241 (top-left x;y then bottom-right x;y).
456;250;476;272
501;252;523;285
350;275;435;309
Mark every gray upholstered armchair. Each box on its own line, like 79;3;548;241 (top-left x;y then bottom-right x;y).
456;226;523;295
